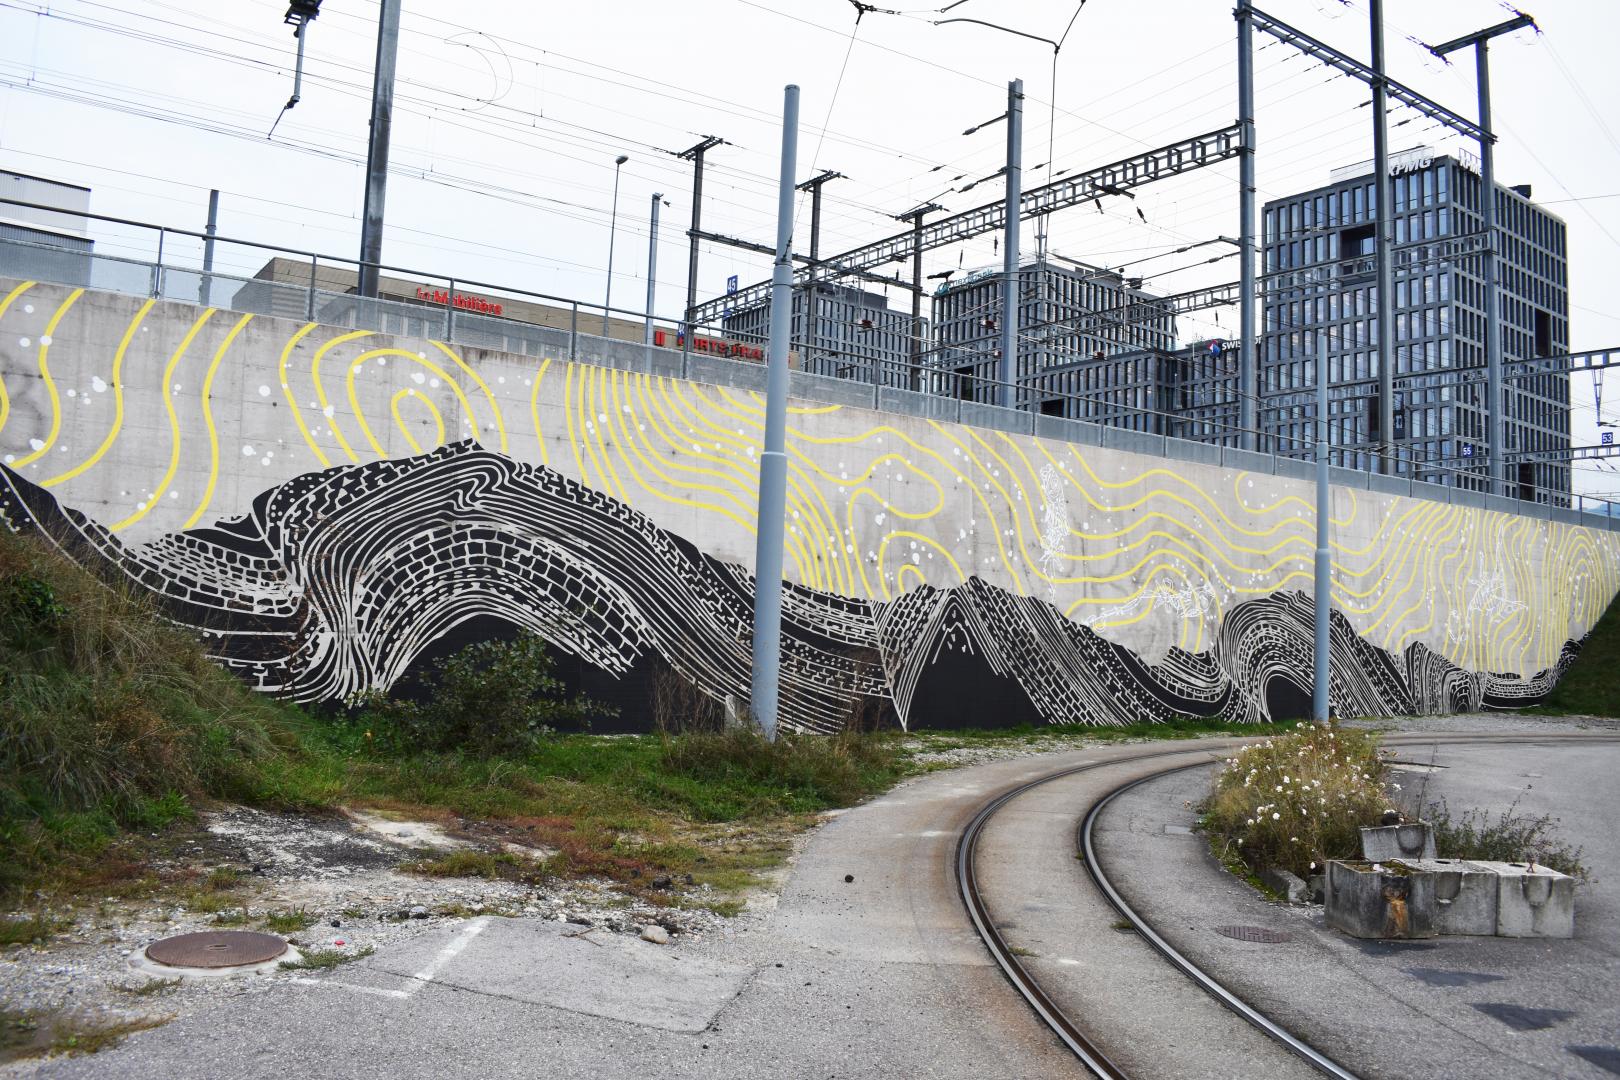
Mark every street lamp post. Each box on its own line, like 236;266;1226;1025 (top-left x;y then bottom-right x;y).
646;192;667;346
604;153;628;336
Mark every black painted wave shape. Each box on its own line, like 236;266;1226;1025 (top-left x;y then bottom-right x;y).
0;442;1581;731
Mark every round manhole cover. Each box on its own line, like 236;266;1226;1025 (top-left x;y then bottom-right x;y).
146;930;288;969
1215;925;1293;944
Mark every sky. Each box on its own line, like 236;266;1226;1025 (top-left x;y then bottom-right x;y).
1;0;1617;494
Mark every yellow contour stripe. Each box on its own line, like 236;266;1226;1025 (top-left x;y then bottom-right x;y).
110;308;218;532
390;388;443;453
279;323;330;467
530;358;553;466
183;312;255;528
11;288;84;467
45;298;157;488
428;340;507;452
602;374;761;535
0;281;38;439
310;330;373;463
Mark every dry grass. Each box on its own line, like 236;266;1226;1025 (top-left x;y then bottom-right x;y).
1202;722;1391;880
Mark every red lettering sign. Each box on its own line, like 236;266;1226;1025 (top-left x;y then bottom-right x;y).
414;285;502;318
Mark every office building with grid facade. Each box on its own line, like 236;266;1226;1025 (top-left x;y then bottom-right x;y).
1260;149;1570;502
1022;339;1243;441
723;282;917;388
929;259;1177;406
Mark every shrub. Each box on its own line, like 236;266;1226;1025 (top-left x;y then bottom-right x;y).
353;636;612;757
1202;722;1391;880
1424;796;1589;883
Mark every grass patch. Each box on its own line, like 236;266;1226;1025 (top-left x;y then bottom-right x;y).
0;526;305;905
0;912;66;947
0;1007;169;1062
1545;590;1620;717
1202;722;1391;880
46;1014;169;1057
407;850;547;884
262;909;316;934
278;945;374;971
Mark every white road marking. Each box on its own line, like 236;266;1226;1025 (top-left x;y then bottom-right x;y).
292;916;492;1002
406;915;491;995
292;977;408;1000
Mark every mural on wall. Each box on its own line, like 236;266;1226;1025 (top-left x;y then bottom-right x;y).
0;279;1616;730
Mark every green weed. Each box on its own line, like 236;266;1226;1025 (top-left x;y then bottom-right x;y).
262;909;316;934
278;945;374;971
0;913;66;947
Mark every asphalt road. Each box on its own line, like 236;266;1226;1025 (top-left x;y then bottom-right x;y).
1095;732;1620;1079
20;723;1620;1080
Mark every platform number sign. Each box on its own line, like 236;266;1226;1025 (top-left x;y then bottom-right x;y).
1461;444;1474;458
726;275;738;295
1603;431;1615;446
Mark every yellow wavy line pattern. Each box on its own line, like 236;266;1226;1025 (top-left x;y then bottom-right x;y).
1;284;1616;680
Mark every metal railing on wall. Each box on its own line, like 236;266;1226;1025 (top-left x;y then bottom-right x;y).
1;196;1615;532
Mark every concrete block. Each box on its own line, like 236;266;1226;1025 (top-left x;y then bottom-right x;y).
1360;823;1437;862
1479;861;1574;938
1393;859;1498;936
1324;860;1436;939
1261;867;1308;903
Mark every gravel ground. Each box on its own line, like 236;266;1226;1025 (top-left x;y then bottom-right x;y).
3;711;1610;1071
0;805;746;1071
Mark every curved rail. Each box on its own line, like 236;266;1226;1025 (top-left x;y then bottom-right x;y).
958;730;1620;1080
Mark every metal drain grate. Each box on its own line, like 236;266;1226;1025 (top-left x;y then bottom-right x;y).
146;930;288;969
1214;924;1293;944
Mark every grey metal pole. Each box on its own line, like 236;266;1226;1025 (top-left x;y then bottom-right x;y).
200;188;219;307
1477;42;1505;499
1314;332;1331;724
679;136;723;360
797;170;841;375
604;154;628;336
999;78;1023;409
911;211;924;391
357;0;401;299
645;192;663;346
750;84;800;743
1370;0;1396;475
1236;2;1258;451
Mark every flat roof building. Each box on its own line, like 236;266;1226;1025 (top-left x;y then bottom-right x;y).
1260;148;1570;502
930;259;1177;407
722;282;916;388
0;171;94;288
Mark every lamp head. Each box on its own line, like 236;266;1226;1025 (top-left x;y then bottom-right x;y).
615;154;629;166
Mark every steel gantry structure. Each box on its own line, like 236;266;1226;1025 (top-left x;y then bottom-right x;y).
685;124;1244;331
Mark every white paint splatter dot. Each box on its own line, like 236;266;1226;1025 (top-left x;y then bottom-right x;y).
258;385;271;397
429;378;440;388
18;338;30;348
322;405;335;418
412;372;426;385
242;446;256;457
28;438;44;452
66;388;75;398
22;305;33;314
92;377;108;393
39;335;51;346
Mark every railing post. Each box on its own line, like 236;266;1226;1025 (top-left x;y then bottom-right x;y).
445;278;456;340
151;228;166;298
569;302;578;361
307;256;318;321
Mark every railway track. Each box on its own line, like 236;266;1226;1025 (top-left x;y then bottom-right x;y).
955;730;1620;1080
